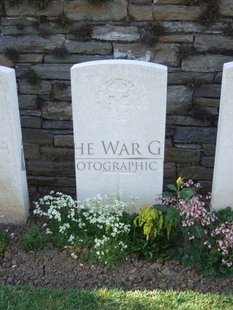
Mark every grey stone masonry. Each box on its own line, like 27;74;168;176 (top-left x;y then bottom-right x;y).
0;0;232;201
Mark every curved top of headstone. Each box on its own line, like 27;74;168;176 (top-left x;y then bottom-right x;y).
0;66;15;74
71;60;167;71
223;61;233;69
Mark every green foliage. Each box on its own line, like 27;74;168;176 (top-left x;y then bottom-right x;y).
177;45;194;64
0;229;9;255
20;225;48;252
52;45;69;59
23;68;40;85
198;0;220;27
71;23;93;41
217;207;233;223
4;47;20;64
139;22;165;47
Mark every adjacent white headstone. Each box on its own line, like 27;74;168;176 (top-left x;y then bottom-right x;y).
0;66;29;223
71;60;167;208
212;62;233;210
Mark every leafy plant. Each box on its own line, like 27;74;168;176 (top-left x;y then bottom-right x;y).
52;45;69;59
20;225;48;252
139;22;165;47
23;68;40;85
4;47;20;64
56;13;71;28
0;229;9;255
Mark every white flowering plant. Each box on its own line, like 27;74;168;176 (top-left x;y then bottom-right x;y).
34;192;132;267
160;178;233;277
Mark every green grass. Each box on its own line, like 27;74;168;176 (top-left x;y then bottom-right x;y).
0;285;232;310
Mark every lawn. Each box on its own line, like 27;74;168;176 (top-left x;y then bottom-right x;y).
0;285;232;310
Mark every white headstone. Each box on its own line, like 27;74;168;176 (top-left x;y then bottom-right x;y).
0;66;29;223
212;62;233;210
71;60;167;208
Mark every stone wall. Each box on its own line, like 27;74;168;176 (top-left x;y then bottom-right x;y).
0;0;232;201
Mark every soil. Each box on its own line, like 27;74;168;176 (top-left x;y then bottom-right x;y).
0;223;233;294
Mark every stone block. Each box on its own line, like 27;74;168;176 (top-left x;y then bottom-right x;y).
167;116;211;126
202;144;215;156
28;176;76;187
152;43;180;67
177;165;213;180
65;41;112;55
159;34;194;43
41;102;72;120
54;135;74;147
32;64;72;80
22;128;53;146
114;44;154;61
174;127;217;144
193;98;219;108
168;72;214;85
128;5;153;20
19;80;51;95
92;26;140;42
44;54;113;64
40;146;74;162
18;95;38;110
23;144;40;160
167;85;193;115
219;0;233;17
6;0;63;17
153;5;202;20
164;163;176;179
21;116;41;128
182;55;233;72
64;0;127;21
194;35;233;52
26;160;75;177
201;156;215;168
195;84;221;98
165;147;200;163
42;121;73;130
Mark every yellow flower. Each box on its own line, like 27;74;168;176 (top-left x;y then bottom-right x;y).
176;176;183;187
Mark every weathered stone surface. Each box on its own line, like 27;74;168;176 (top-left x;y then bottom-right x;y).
152;43;180;67
167;116;211;126
167;85;193;115
92;26;140;42
128;5;153;20
26;160;75;177
65;41;112;55
159;34;193;43
219;0;233;17
44;54;113;64
195;84;221;98
21;116;41;128
54;135;74;147
2;26;40;35
202;144;215;156
155;0;184;3
18;95;38;110
114;44;153;61
130;0;152;3
64;0;127;21
182;55;233;72
32;64;72;80
41;102;72;120
19;80;51;95
1;17;37;26
164;163;176;179
153;5;202;20
165;147;200;163
28;176;76;187
0;55;14;68
162;21;202;33
42;121;73;130
194;35;233;52
201;157;214;168
19;54;44;63
23;144;40;160
52;82;71;101
0;35;65;53
168;72;214;85
22;129;53;146
174;127;217;144
40;147;74;162
193;97;219;108
6;0;63;17
177;165;213;180
214;72;222;84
